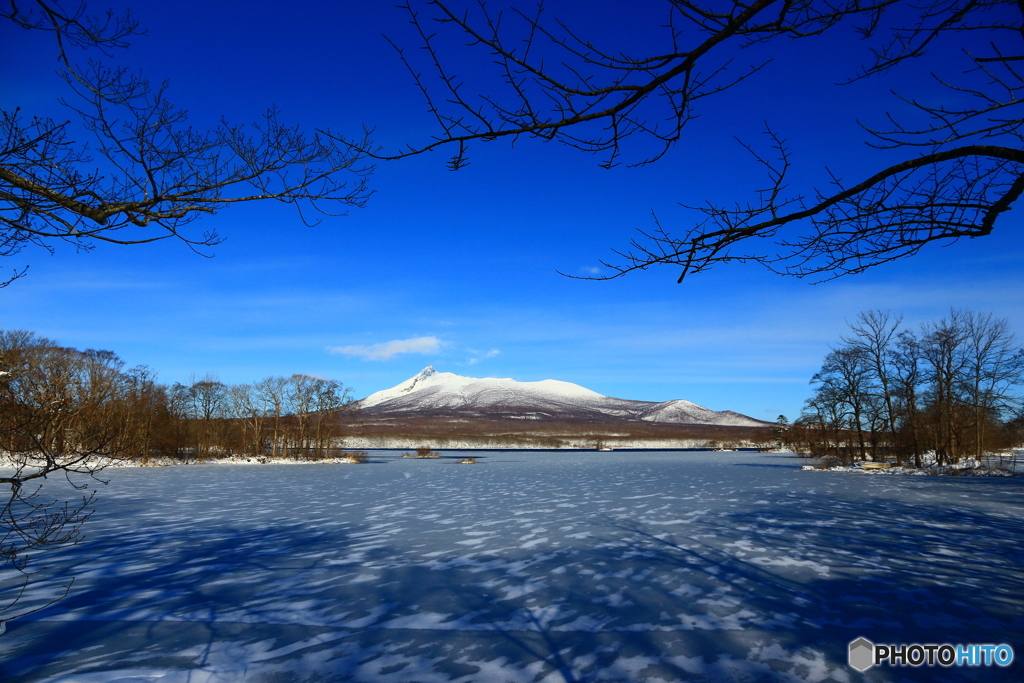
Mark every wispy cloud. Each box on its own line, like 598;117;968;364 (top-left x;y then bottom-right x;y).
467;348;500;365
328;336;442;361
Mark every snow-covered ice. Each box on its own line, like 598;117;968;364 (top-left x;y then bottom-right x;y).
1;450;1021;682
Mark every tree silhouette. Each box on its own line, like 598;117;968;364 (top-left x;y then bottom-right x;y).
352;0;1024;282
1;0;373;287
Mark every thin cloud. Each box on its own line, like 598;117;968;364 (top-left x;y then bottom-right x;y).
467;348;500;365
328;336;441;361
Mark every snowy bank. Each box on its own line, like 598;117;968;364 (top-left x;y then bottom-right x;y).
800;455;1018;477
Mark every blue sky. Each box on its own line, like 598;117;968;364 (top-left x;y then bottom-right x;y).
3;0;1023;421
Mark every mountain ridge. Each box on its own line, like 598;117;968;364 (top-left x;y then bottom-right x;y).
356;366;768;428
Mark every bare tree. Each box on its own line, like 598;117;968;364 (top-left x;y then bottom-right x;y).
891;329;926;466
228;376;353;458
357;0;1023;282
254;376;289;457
287;375;318;454
311;378;354;455
796;387;850;461
229;384;268;457
119;365;171;461
2;0;372;287
0;330;134;629
920;311;971;464
961;311;1024;457
843;310;904;461
810;346;875;461
186;376;230;458
801;310;1024;468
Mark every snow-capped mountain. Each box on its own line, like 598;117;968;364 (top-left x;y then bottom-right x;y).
356;366;766;427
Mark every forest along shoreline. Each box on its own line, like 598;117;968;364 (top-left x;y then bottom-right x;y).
4;447;1019;477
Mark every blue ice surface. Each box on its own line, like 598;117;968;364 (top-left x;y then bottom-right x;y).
1;450;1022;682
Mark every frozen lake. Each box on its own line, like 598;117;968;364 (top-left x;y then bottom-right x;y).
1;450;1022;682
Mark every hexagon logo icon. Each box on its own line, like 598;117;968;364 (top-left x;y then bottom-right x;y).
849;637;874;672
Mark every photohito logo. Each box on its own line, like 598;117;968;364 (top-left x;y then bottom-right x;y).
848;638;1014;672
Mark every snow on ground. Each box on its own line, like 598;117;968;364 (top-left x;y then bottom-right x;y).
800;449;1024;477
1;451;1021;682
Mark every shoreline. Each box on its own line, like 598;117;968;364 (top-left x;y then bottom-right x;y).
3;448;1019;475
0;448;762;471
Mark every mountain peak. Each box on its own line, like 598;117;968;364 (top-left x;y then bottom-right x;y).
401;365;439;394
355;367;767;427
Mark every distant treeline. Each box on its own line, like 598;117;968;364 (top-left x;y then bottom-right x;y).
339;413;769;450
790;311;1024;466
0;330;353;463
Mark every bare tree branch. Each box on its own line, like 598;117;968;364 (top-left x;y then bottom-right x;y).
339;0;903;168
1;0;374;286
367;0;1024;282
